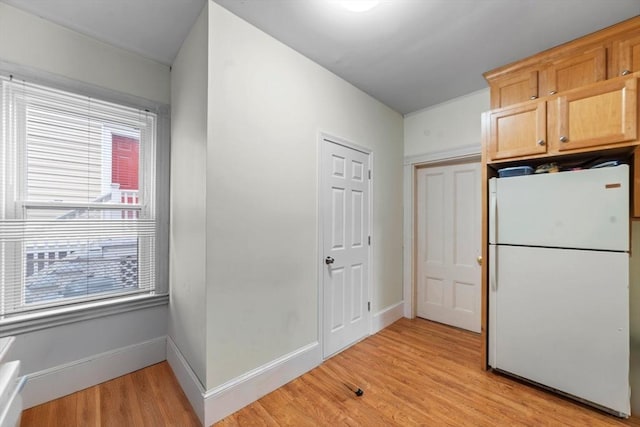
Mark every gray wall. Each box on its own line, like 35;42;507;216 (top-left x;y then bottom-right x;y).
205;1;404;389
0;2;172;407
0;3;170;104
166;0;404;391
404;89;489;156
169;4;209;387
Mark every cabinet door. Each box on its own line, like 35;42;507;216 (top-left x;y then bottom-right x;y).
540;47;607;96
488;102;547;161
489;70;538;109
552;78;637;152
614;34;640;77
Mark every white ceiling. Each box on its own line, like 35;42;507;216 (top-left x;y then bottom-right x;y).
2;0;640;114
0;0;206;65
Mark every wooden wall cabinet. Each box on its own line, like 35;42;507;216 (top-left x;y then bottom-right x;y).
487;77;638;162
485;17;640;110
489;46;607;110
538;47;607;97
613;33;640;77
489;70;539;109
550;77;637;152
487;46;609;110
488;102;546;160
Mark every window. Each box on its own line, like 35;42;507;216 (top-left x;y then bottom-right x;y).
0;76;158;317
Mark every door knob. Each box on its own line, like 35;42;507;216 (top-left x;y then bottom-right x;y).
559;135;568;143
537;139;545;146
477;256;483;265
325;256;335;265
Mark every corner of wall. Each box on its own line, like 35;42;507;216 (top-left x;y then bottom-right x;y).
372;301;404;334
166;337;206;425
167;337;321;426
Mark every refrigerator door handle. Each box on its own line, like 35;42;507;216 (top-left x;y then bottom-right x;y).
489;190;497;244
490;245;497;291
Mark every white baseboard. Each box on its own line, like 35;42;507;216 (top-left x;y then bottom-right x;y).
166;338;321;426
22;336;166;409
203;341;321;426
166;302;402;427
372;301;404;334
166;336;206;424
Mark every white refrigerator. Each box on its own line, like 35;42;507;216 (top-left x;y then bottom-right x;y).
488;165;630;417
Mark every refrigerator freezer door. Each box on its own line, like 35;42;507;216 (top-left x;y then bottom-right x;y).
490;165;628;251
492;245;630;415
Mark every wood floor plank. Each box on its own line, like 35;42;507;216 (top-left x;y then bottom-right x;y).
22;362;199;427
75;386;100;427
128;368;165;426
99;374;145;427
218;318;640;426
148;362;200;426
20;395;73;427
20;318;640;426
219;402;280;427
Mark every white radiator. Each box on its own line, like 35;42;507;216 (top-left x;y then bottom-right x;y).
0;338;25;427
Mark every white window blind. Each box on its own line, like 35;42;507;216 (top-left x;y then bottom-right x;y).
0;76;157;317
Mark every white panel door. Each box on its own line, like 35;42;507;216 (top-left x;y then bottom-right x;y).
416;163;481;332
322;139;370;358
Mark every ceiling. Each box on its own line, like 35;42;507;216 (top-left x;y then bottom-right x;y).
2;0;640;115
0;0;205;65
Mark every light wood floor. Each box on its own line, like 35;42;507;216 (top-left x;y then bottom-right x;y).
22;318;640;426
20;361;200;427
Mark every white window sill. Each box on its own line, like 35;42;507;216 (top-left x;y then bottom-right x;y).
0;293;169;336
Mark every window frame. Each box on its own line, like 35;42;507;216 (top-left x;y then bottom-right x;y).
0;70;169;330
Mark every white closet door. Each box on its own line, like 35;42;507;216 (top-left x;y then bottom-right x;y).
416;162;481;332
322;139;370;358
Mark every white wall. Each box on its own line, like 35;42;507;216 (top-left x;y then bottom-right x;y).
204;1;403;389
0;2;170;104
0;1;172;407
9;305;167;408
404;89;489;157
169;5;209;388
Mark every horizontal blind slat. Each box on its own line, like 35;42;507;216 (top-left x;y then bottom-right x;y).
0;76;158;317
0;220;156;240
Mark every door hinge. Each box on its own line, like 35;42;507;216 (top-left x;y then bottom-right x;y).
368;235;371;246
368;301;371;312
368;170;371;180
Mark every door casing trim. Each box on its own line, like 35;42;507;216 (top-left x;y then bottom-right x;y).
403;145;481;319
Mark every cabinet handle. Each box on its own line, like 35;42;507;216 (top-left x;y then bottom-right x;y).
537;139;545;146
530;95;538;100
549;90;557;95
559;136;568;143
622;69;631;76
